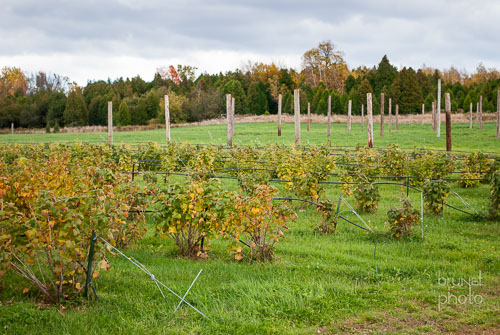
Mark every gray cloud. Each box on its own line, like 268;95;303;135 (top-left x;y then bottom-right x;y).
1;0;499;84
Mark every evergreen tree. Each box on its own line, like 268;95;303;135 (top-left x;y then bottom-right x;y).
372;55;398;96
247;81;268;115
117;101;131;126
391;67;423;114
145;90;160;119
463;92;473;112
222;79;248;114
132;97;148;125
63;87;88;126
344;75;357;93
283;91;293;114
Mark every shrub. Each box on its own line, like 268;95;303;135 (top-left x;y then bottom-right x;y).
45;122;51;133
423;179;450;215
489;172;500;220
316;200;338;234
353;181;380;213
386;197;419;238
53;121;60;133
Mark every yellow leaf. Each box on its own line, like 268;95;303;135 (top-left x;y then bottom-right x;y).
22;288;29;294
168;226;177;234
76;282;81;290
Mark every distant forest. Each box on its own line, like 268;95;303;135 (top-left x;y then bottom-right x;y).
1;41;499;129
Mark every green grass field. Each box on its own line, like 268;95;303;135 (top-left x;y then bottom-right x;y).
1;121;499;153
1;122;499;334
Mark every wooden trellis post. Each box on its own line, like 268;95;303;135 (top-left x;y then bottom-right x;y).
278;94;282;136
307;102;311;132
107;101;113;145
421;103;425;125
395;104;399;130
226;94;232;147
469;102;473;130
231;97;235;136
497;89;500;138
437;79;441;137
432;101;436;131
294;89;300;146
347;99;352;131
164;95;170;141
380;93;385;137
388;98;392;132
445;93;452;151
327;95;331;137
367;93;373;148
11;123;14;134
479;95;483;130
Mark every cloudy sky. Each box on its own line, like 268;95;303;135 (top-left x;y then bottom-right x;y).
1;0;499;85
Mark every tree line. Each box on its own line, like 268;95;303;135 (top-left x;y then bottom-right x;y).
1;41;499;129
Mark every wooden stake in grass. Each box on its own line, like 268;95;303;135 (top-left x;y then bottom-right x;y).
307;102;311;132
445;93;452;151
421;103;425;125
497;89;500;138
278;94;282;136
388;98;392;132
479;95;483;130
476;102;479;122
164;95;170;141
231;97;235;137
226;94;232;147
107;101;113;145
395;104;399;130
380;93;385;137
367;93;374;148
437;79;441;137
361;104;364;131
347;99;352;131
294;89;300;146
469;102;473;130
11;123;14;134
432;101;436;131
327;95;331;137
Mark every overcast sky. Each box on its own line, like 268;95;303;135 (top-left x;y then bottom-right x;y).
1;0;499;85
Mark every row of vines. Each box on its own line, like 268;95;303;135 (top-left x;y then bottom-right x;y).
1;143;499;304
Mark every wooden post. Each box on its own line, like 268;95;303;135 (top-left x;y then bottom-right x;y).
347;100;352;131
479;95;483;130
367;93;373;148
107;101;113;145
226;94;232;147
361;104;364;131
395;104;399;130
469;102;473;130
165;95;171;140
421;103;425;125
327;95;331;137
388;98;392;132
432;101;436;131
11;123;14;134
307;102;311;132
294;89;300;146
445;93;452;151
476;102;479;122
497;89;500;138
437;79;441;137
231;97;235;136
380;93;385;137
278;94;282;136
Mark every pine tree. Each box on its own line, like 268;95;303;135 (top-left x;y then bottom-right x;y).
372;55;398;96
391;67;423;114
117;101;131;126
247;82;268;115
63;87;88;126
222;79;248;114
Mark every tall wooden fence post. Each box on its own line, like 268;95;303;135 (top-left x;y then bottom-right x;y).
469;102;473;130
307;102;311;132
432;101;436;131
294;89;300;146
107;101;113;145
421;103;425;125
347;100;352;131
361;104;364;131
395;104;399;130
226;94;232;147
497;89;500;138
327;95;331;137
367;93;374;148
11;123;14;134
164;95;170;141
278;94;282;136
231;97;235;136
479;95;483;130
445;93;452;151
380;93;385;137
388;98;392;132
476;102;479;122
437;79;441;137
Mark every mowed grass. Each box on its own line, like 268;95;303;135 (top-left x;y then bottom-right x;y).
1;121;499;153
1;123;500;334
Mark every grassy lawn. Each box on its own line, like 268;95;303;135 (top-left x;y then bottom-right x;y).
1;122;499;334
1;121;499;153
